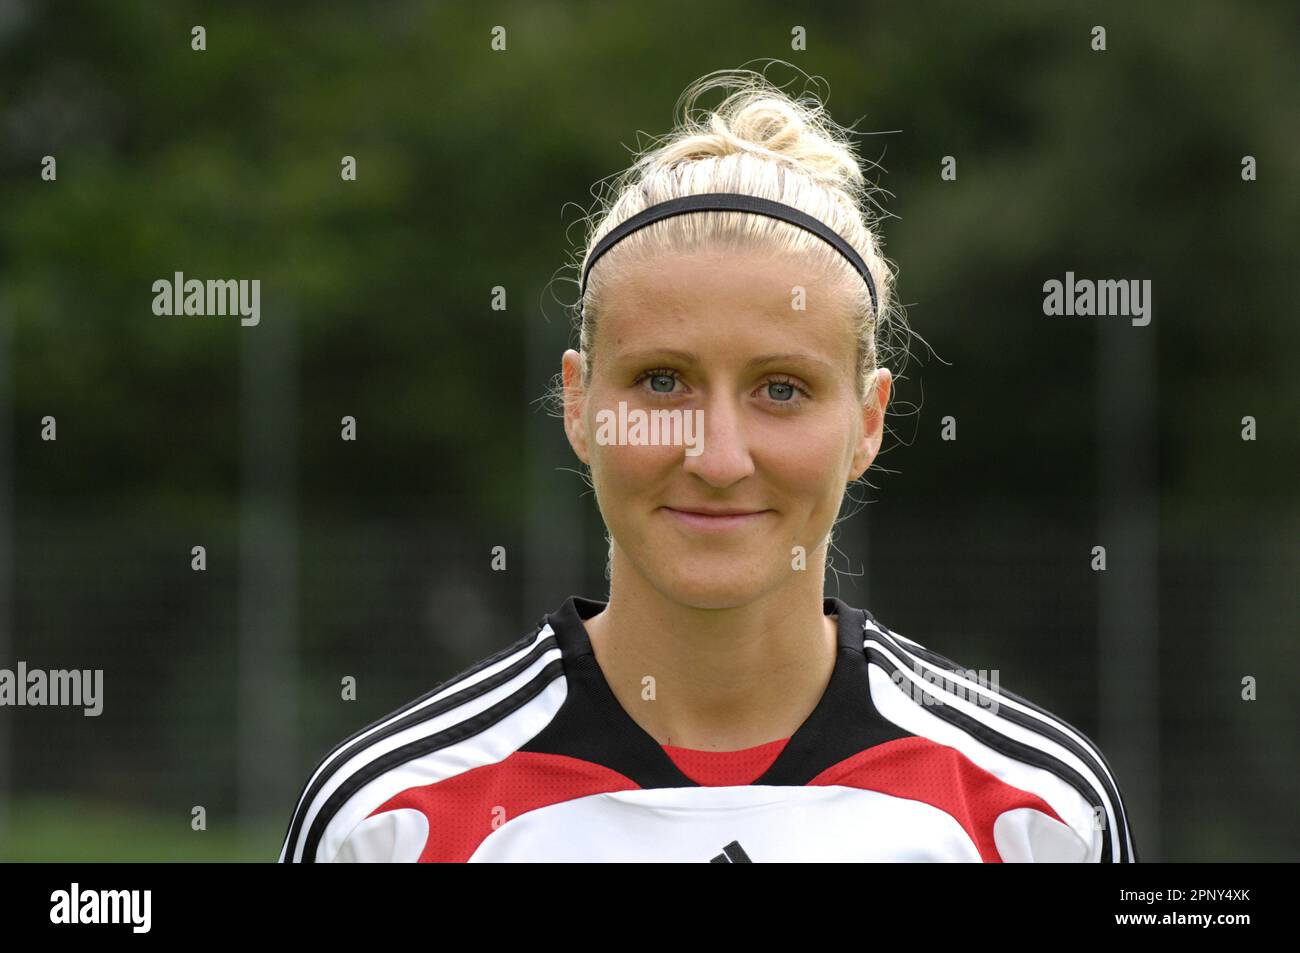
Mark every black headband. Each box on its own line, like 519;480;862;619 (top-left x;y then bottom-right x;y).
579;192;878;316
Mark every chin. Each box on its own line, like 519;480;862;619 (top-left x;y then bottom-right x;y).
651;563;776;610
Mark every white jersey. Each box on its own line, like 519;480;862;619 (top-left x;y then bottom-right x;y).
279;595;1138;862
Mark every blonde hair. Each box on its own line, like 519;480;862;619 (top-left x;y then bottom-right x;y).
546;62;911;578
551;63;906;409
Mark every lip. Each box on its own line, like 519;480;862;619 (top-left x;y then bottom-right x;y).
661;506;773;531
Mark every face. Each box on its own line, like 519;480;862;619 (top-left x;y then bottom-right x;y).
562;245;891;610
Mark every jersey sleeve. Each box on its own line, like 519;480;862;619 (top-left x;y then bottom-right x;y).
993;787;1135;862
330;808;429;862
993;804;1095;861
279;754;436;863
279;779;426;863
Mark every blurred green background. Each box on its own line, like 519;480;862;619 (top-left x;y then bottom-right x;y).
0;0;1296;861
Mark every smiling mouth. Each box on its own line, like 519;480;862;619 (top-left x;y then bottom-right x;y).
660;507;773;531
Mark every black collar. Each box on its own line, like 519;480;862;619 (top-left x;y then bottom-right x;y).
520;594;907;787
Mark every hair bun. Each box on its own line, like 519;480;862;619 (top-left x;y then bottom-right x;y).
646;70;867;194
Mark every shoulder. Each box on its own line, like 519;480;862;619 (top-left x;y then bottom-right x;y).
278;620;567;862
856;607;1139;862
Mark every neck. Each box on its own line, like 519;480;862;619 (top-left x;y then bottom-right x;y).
583;550;840;751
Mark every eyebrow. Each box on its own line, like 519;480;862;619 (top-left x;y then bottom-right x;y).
615;348;837;373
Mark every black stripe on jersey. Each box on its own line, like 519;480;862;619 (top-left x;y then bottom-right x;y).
300;657;566;863
867;612;1129;792
280;624;548;859
865;622;1137;863
863;644;1123;863
282;630;558;863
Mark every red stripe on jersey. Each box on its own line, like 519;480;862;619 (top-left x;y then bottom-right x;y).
367;751;640;862
808;736;1067;862
661;738;790;786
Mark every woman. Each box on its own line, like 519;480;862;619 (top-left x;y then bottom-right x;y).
280;67;1137;863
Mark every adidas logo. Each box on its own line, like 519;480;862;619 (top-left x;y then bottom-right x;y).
709;840;751;863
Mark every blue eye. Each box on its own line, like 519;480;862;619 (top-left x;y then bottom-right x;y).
763;375;812;408
635;368;681;396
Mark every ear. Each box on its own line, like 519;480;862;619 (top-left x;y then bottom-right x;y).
849;368;891;482
562;349;591;465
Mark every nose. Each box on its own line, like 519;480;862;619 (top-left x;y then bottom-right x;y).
680;391;755;488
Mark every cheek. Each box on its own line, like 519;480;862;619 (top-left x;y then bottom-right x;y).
590;441;678;497
762;423;850;502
